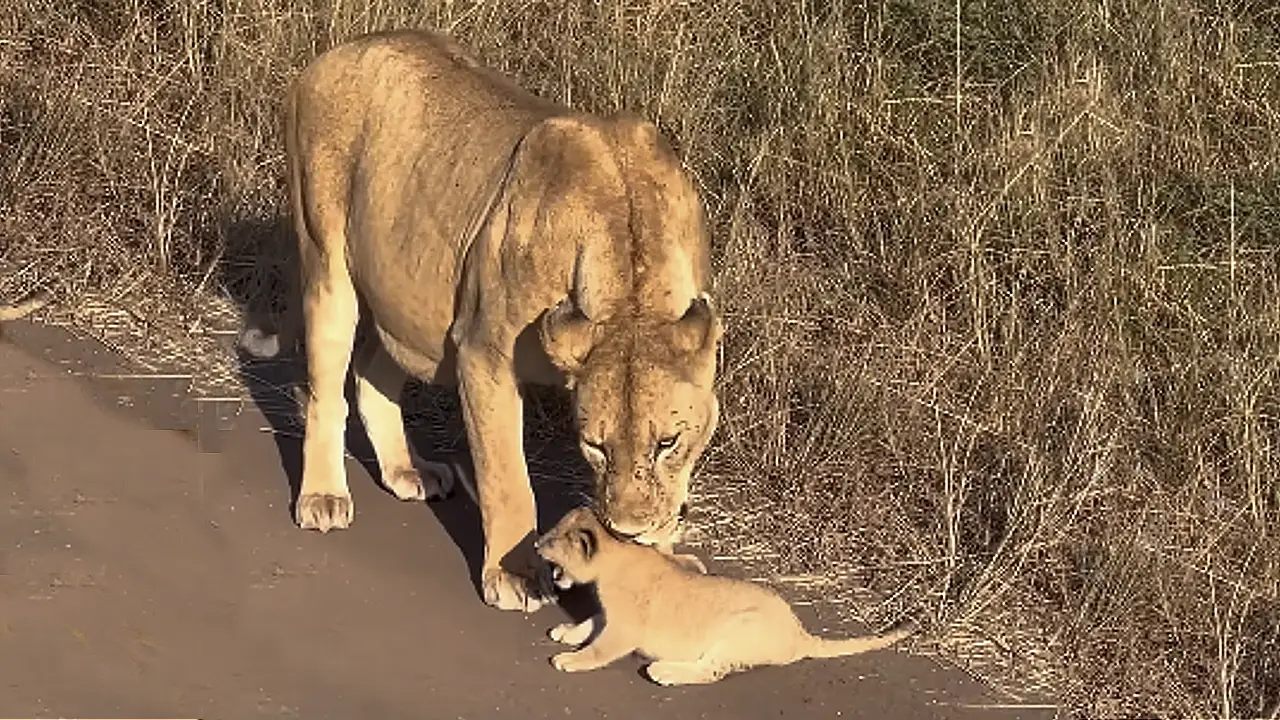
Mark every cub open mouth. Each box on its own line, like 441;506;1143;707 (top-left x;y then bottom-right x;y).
549;562;571;589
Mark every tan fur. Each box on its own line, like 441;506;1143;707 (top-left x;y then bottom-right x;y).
0;290;50;323
535;507;917;685
246;30;724;612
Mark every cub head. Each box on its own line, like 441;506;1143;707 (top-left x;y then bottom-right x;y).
534;506;610;589
541;292;723;547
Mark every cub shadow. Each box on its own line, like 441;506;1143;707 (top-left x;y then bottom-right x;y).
220;214;594;606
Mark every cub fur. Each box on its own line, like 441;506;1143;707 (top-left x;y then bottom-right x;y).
0;290;50;322
245;29;724;613
535;507;917;686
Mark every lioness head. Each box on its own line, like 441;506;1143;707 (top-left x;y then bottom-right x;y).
530;114;723;547
541;292;723;546
534;506;609;589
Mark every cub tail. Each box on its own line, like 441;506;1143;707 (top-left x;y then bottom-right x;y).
802;618;918;660
0;290;51;322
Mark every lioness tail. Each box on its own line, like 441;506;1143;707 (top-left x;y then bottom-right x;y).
237;326;285;359
237;304;301;359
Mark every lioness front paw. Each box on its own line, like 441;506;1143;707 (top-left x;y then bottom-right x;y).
295;492;353;532
481;567;549;612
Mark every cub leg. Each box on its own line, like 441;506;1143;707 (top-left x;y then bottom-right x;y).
456;346;547;612
551;627;635;673
549;615;598;645
645;660;728;686
352;338;453;502
645;615;765;685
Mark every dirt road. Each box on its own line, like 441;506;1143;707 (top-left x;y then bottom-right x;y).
0;321;1056;719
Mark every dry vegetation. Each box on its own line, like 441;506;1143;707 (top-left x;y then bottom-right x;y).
3;0;1280;716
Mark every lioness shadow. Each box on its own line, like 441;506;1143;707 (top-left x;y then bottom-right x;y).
219;215;593;604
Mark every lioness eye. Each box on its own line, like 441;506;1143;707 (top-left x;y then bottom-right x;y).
656;435;679;453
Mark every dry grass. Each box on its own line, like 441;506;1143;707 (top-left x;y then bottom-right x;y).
3;0;1280;716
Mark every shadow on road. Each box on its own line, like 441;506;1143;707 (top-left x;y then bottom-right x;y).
220;213;594;607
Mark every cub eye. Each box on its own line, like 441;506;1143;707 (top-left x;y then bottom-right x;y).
655;435;680;454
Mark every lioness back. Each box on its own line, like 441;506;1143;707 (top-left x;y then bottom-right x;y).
286;30;569;380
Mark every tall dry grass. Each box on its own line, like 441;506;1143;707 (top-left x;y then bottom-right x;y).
3;0;1279;716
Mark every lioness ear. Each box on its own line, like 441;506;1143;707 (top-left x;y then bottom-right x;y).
541;297;598;375
665;292;724;357
574;527;599;560
608;113;677;161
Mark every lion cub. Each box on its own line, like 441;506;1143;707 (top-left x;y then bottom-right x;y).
534;506;916;686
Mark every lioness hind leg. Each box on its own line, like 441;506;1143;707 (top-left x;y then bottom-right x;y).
352;338;453;502
295;260;358;532
291;127;360;533
644;660;728;686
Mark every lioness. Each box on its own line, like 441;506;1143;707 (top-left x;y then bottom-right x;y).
242;30;724;612
536;507;917;686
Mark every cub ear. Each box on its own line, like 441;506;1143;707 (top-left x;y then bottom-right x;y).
574;527;599;560
541;297;598;374
664;292;725;356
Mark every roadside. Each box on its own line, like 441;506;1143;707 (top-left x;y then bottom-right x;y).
0;319;1057;719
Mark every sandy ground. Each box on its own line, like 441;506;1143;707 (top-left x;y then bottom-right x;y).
0;320;1058;719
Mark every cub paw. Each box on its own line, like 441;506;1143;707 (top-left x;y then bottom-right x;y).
549;623;575;644
551;651;590;673
645;661;720;686
549;620;593;646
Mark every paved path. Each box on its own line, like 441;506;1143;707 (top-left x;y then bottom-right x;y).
0;321;1057;719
